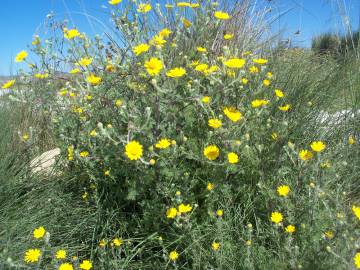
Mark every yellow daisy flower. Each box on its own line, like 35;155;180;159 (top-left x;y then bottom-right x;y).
33;226;46;239
208;119;222;129
144;58;163;76
24;249;41;263
310;141;326;152
214;11;231;20
125;141;143;160
204;145;220;160
270;212;283;224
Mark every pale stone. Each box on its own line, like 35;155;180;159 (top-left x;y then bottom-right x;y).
30;148;61;175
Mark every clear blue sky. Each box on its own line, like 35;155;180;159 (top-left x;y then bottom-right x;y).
0;0;359;75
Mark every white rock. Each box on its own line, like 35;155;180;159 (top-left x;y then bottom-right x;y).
30;148;61;175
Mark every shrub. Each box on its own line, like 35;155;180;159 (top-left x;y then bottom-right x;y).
1;1;360;269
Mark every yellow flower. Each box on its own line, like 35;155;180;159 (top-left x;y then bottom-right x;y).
144;58;163;76
190;3;200;8
310;141;326;152
15;50;28;62
155;138;171;149
201;96;210;103
354;252;360;269
277;185;290;197
208;118;222;129
253;58;268;65
299;149;313;161
204;65;219;75
275;89;284;98
194;63;208;72
76;57;93;67
270;212;283;224
67;145;74;161
324;231;334;239
99;239;106;247
64;28;80;39
178;203;192;213
166;207;178;219
24;249;41;263
263;79;270;86
224;33;234;40
112;237;123;247
35;73;49;79
149;159;156;165
267;72;273;78
150;35;167;48
285;225;296;233
86;74;102;85
352;205;360;220
79;260;93;270
33;226;46;239
55;250;67;260
22;133;30;141
105;63;115;72
166;67;186;78
279;104;291;111
197;47;207;53
192;60;202;66
159;28;172;38
59;263;73;270
227;152;239;164
271;132;278;140
251;99;269;108
349;135;356;145
249;66;259;73
125;140;143;160
182;18;192;28
115;99;123;107
103;169;111;176
241;78;248;84
32;36;40;45
137;3;152;13
223;107;242;122
214;11;231;20
204;145;220;160
70;68;80;74
1;80;15;89
207;182;214;191
216;209;223;217
223;58;246;68
227;70;236;77
177;2;191;7
80;151;89;157
212;241;220;251
109;0;122;5
90;129;97;137
169;250;179;261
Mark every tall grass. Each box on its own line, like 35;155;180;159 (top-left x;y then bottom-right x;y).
0;1;359;270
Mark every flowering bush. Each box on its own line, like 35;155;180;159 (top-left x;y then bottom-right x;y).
2;1;360;269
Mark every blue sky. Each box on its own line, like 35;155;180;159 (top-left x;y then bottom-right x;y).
0;0;359;75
